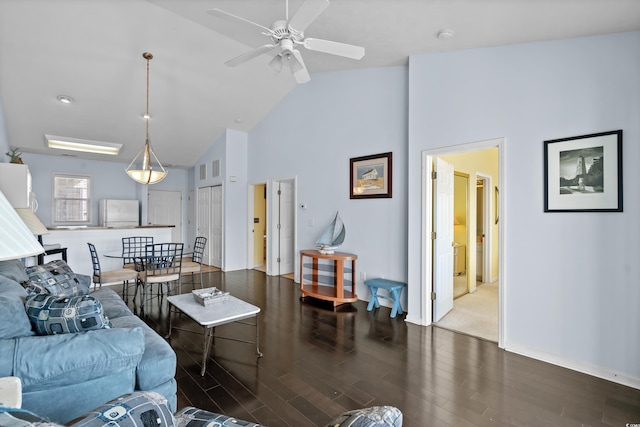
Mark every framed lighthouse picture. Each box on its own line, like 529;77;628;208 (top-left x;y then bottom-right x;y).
544;130;622;212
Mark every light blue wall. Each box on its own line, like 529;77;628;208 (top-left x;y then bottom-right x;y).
248;66;409;299
20;152;189;241
408;32;640;385
2;31;638;388
224;130;248;270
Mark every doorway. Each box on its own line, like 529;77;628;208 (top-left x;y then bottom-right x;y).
252;183;267;272
247;178;297;277
425;140;502;344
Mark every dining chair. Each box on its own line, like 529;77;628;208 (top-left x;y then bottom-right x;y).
137;243;184;313
122;236;154;269
87;242;139;302
181;236;207;290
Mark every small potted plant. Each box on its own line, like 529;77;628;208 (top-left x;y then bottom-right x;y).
5;148;23;164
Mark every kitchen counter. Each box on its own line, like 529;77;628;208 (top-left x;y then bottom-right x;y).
47;225;175;230
39;226;175;276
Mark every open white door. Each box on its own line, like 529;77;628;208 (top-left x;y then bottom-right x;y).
278;181;295;275
433;158;455;322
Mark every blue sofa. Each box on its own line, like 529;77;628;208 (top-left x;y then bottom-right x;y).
0;259;177;424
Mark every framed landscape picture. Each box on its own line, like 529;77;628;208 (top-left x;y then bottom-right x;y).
544;130;622;212
350;152;392;199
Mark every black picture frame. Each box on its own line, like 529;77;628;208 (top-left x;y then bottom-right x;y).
350;152;392;199
544;130;622;212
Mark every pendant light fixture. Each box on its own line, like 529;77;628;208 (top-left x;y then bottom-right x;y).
126;52;167;185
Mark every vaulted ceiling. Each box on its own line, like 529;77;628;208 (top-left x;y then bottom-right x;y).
1;0;638;168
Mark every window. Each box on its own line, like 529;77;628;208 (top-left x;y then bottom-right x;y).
53;174;90;223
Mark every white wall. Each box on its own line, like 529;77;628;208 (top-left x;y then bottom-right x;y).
223;130;248;271
0;99;9;156
407;32;640;386
248;66;409;304
191;129;248;271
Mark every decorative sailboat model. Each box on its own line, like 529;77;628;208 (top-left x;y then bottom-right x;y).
315;212;345;254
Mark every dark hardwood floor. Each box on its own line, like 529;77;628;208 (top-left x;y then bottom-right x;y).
127;270;640;426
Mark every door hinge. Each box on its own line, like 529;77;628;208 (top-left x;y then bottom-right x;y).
431;171;437;179
277;223;281;229
431;291;436;300
277;257;281;263
431;231;436;240
277;190;282;195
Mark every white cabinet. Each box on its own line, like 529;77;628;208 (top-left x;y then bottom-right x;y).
0;163;36;210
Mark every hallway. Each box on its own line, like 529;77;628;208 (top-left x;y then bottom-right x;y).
436;280;498;342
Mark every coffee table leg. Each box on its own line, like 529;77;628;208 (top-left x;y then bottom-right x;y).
202;326;215;376
256;317;263;357
165;305;174;339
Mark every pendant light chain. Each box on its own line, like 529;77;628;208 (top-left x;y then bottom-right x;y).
144;52;152;139
125;52;167;185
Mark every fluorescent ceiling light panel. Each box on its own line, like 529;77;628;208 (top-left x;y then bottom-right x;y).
45;134;122;155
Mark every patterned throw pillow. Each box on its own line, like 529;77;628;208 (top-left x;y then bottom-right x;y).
324;406;403;427
174;407;266;427
69;392;175;427
25;293;112;335
24;260;88;297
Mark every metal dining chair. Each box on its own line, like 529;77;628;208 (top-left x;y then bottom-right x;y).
87;242;139;302
181;236;207;290
137;243;184;313
122;236;154;270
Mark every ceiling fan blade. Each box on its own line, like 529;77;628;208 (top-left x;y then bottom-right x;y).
287;0;329;33
303;38;365;60
207;9;272;34
291;50;310;83
225;44;277;67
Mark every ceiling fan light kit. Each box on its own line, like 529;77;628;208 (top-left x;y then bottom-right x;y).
208;0;365;84
125;52;167;185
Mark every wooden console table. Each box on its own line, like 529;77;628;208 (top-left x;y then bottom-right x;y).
299;249;357;306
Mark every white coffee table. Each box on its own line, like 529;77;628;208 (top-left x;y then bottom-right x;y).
166;293;263;376
0;376;22;408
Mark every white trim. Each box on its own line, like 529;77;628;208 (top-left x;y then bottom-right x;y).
506;343;640;390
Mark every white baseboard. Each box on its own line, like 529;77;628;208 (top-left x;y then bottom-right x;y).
506;343;640;390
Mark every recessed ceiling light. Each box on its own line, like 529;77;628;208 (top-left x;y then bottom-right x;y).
45;134;122;156
235;118;244;123
437;29;455;40
56;95;73;104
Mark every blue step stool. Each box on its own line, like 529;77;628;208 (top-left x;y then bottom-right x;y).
364;278;407;318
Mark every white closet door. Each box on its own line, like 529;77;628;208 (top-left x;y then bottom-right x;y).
210;185;223;268
197;187;211;265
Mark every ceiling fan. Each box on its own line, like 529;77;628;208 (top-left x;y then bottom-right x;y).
207;0;365;84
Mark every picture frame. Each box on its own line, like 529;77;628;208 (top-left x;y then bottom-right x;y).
350;152;392;199
544;130;622;212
